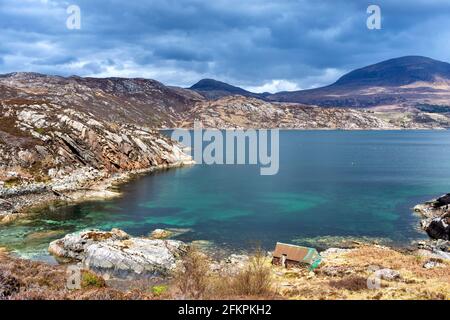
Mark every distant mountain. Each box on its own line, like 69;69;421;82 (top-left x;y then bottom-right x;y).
1;70;450;135
190;56;450;109
190;78;260;99
333;56;450;87
3;55;450;133
268;56;450;108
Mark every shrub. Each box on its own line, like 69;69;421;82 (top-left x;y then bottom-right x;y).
329;276;368;291
230;248;273;297
173;246;210;299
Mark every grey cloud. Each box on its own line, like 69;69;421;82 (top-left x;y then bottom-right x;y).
0;0;449;88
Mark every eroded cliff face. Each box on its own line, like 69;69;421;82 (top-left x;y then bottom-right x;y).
0;99;193;217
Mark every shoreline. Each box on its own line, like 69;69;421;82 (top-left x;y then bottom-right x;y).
0;160;195;225
0;129;448;278
162;127;450;131
0;173;448;300
0;152;446;261
1;228;448;300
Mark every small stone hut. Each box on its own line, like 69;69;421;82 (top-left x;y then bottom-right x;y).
272;242;321;269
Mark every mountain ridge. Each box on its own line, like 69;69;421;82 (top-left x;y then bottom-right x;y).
190;56;450;108
332;56;450;87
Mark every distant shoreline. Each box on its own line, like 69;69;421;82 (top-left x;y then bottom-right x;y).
160;127;449;131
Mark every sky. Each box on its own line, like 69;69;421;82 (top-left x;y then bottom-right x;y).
1;0;450;92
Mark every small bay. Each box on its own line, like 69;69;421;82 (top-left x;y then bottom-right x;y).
2;130;450;261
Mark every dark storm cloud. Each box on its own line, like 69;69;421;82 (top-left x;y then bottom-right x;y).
1;0;450;91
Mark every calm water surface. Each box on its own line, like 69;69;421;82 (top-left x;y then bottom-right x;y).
2;130;450;262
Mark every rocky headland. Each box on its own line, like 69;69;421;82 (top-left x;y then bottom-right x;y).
414;194;450;261
0;98;193;223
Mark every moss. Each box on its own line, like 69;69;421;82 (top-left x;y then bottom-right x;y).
34;127;47;135
81;271;106;288
4;177;21;188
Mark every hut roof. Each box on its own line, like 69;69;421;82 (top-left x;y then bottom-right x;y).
273;242;317;262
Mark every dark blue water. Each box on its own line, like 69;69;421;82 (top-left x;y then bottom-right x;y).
2;130;450;260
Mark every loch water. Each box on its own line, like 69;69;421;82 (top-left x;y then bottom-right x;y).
2;130;450;262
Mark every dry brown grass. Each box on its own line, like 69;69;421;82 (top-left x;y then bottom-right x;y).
274;245;450;300
170;247;275;299
171;246;276;299
329;276;369;291
0;252;151;300
1;245;448;300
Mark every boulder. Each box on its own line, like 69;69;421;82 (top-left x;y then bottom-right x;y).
415;195;450;241
424;218;450;240
149;228;173;239
416;239;450;260
48;228;130;261
376;268;401;281
423;259;443;269
48;229;187;279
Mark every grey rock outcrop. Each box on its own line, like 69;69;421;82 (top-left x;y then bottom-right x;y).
415;194;450;241
48;229;187;279
422;218;450;240
415;239;450;260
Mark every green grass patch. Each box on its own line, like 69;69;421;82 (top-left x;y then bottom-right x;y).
81;271;106;288
151;285;168;297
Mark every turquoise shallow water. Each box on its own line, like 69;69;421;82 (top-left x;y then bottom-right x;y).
2;130;450;262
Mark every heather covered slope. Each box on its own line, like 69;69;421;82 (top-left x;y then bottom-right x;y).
1;244;448;300
0;72;204;128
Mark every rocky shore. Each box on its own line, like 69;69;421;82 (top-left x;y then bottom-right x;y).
413;194;450;260
414;194;450;241
0;100;194;224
